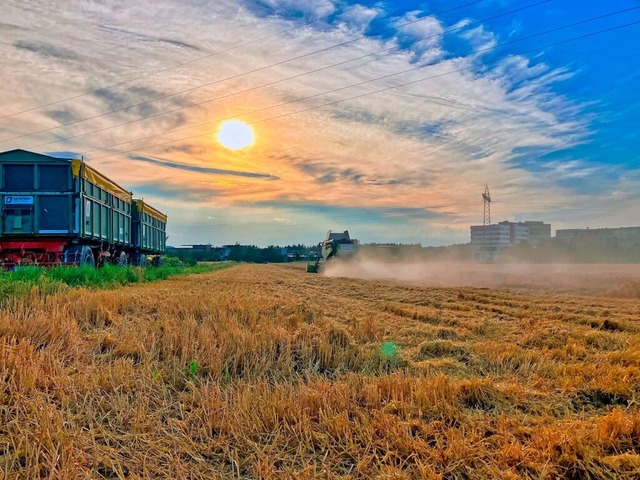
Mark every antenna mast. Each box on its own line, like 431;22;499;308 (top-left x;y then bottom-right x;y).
482;185;491;226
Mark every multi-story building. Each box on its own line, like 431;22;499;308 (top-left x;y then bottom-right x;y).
471;221;551;247
556;226;640;249
498;220;551;246
526;221;553;245
470;220;551;260
470;224;511;248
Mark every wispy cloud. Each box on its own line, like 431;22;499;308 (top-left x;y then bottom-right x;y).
98;25;203;51
129;155;280;179
0;0;635;245
337;4;380;32
240;0;338;19
13;40;79;60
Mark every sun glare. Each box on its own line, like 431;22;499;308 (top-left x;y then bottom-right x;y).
216;120;255;150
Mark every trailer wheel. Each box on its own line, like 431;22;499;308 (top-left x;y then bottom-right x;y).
62;245;82;265
80;246;95;268
112;251;127;266
130;253;147;267
151;256;163;268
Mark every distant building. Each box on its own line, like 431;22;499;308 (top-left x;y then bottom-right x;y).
470;220;551;260
556;226;640;249
184;244;213;250
471;221;551;248
470;224;511;248
498;220;551;246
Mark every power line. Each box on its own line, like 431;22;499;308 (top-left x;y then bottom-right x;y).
140;198;640;227
74;13;603;156
168;199;640;230
0;2;376;120
170;205;479;229
84;19;640;161
16;0;576;150
0;0;485;128
496;201;640;209
171;201;479;221
159;197;486;228
148;189;640;229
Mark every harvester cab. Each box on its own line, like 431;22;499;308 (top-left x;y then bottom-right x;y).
306;230;359;273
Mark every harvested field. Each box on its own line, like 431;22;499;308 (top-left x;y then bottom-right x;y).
326;260;640;298
1;263;639;479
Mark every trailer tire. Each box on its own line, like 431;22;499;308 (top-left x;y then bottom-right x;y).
62;245;82;265
80;246;95;268
131;253;147;267
113;251;127;266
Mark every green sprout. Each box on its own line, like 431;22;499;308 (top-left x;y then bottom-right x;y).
380;341;398;358
187;360;198;381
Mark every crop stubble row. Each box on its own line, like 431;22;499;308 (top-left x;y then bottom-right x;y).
0;264;639;479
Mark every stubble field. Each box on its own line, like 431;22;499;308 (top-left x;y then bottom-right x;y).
1;263;639;479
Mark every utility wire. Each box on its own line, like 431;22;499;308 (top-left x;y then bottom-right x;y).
170;201;640;230
151;192;640;228
76;12;607;156
0;0;485;124
15;0;579;149
496;201;640;208
158;197;485;227
85;18;640;161
170;207;478;229
0;2;381;120
170;202;479;222
169;199;640;229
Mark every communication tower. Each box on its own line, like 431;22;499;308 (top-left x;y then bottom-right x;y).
482;185;491;226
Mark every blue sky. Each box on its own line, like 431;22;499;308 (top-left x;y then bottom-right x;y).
0;0;638;246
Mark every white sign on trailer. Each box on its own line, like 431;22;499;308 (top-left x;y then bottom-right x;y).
4;196;34;205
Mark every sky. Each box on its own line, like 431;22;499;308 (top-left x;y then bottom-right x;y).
0;0;638;247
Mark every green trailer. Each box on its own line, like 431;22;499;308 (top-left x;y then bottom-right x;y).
0;149;166;267
132;199;167;266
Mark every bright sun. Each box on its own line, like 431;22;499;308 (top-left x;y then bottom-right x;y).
216;120;255;150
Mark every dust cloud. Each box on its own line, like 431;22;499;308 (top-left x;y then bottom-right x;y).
324;257;640;297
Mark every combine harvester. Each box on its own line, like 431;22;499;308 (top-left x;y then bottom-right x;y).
307;230;359;273
0;149;166;268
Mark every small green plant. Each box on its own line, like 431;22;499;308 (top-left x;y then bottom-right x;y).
380;341;398;358
376;341;405;374
186;360;198;382
222;363;231;384
160;255;183;267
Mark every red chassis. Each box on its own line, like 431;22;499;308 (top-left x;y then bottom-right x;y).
0;239;71;268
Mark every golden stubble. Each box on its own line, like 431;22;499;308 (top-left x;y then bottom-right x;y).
0;264;639;478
